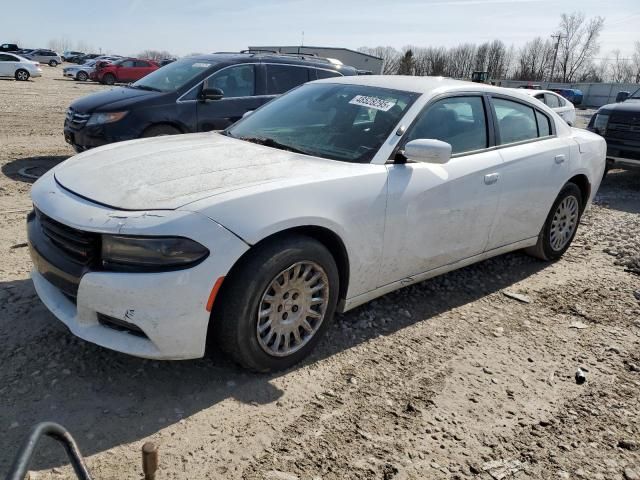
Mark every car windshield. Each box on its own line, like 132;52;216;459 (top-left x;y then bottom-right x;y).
630;87;640;99
226;83;419;163
131;58;218;93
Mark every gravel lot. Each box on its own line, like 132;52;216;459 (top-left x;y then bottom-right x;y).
1;67;639;480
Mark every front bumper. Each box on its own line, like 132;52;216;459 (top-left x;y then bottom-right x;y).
605;141;640;170
28;170;250;359
63;117;142;150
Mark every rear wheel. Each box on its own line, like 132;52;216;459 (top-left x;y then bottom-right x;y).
142;124;181;138
213;235;339;372
15;69;29;81
102;73;115;85
49;60;58;67
76;71;88;82
525;183;583;261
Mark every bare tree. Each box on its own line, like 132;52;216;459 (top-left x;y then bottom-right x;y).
608;49;634;83
47;38;73;53
357;46;400;74
397;49;415;75
632;41;640;83
556;12;605;82
514;37;554;81
138;50;175;61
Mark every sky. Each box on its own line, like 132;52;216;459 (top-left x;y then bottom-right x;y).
2;0;639;59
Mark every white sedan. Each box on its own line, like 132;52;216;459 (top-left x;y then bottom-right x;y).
28;76;605;370
0;52;42;81
520;89;577;126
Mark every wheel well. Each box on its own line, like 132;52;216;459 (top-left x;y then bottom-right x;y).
232;226;350;302
567;174;590;210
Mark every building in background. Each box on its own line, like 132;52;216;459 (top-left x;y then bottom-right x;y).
248;45;383;74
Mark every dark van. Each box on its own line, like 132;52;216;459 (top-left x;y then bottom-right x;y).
64;52;358;152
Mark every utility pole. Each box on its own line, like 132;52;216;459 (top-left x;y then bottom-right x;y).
549;33;565;83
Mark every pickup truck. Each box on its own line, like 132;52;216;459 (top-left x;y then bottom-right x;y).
587;87;640;172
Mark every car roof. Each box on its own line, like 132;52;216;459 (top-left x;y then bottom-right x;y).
186;52;357;72
312;75;546;101
518;89;558;96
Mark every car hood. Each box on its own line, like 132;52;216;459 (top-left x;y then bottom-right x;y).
599;99;640;113
53;132;367;211
69;86;160;113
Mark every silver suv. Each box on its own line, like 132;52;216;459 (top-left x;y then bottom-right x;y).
25;49;62;67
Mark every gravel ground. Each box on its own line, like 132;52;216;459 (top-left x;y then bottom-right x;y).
1;67;639;480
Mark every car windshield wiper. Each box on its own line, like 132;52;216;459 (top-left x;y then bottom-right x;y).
128;84;162;92
238;136;309;155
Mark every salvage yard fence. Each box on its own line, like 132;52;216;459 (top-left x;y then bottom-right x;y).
495;80;640;108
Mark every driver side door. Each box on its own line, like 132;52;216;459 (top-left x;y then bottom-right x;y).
379;95;503;287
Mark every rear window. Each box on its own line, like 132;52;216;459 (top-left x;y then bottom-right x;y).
492;98;538;145
315;69;342;80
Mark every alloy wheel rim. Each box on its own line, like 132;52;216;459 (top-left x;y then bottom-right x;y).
549;195;579;251
256;261;329;357
17;71;27;80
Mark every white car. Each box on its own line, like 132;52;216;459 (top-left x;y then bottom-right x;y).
0;52;42;80
28;76;605;370
63;60;98;81
520;89;577;126
23;49;62;67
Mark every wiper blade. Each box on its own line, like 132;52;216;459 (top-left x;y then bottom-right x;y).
128;84;161;92
238;137;309;155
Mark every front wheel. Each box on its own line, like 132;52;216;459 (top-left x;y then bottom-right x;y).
525;182;583;261
76;71;88;82
102;73;115;85
213;235;339;372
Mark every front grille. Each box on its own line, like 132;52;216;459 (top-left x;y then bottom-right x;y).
607;122;640;141
65;108;91;130
610;112;640;126
36;209;99;265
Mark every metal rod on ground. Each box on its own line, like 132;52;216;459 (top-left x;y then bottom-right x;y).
142;442;158;480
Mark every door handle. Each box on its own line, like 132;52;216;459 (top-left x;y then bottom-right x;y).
554;154;566;164
484;173;500;185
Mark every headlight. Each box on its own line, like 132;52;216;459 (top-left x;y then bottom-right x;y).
86;111;128;126
592;113;609;134
101;235;209;271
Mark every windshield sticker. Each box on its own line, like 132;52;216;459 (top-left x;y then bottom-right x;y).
349;95;396;112
192;63;212;68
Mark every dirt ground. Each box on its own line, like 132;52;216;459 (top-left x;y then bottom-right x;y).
1;67;639;480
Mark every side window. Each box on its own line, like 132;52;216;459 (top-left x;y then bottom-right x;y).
209;64;255;97
534;94;545;102
492;98;538;145
0;54;14;61
544;93;560;108
315;69;342;80
121;60;135;68
135;60;149;67
266;64;309;95
404;96;488;155
535;111;551;137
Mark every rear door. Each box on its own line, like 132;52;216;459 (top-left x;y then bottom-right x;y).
195;63;263;131
486;95;570;249
117;60;136;81
0;54;17;76
134;60;156;80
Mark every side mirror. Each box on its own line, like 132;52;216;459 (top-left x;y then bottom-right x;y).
616;91;630;103
201;79;224;101
403;139;452;164
242;110;253;119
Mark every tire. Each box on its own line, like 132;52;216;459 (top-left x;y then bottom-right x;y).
76;71;88;82
49;60;58;67
102;73;115;85
142;124;181;138
213;234;340;372
15;69;29;81
525;183;583;261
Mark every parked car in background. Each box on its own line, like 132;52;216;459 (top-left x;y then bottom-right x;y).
74;53;101;64
92;57;158;85
550;88;583;106
64;52;357;152
0;52;42;80
587;86;640;172
34;76;605;369
62;51;85;62
160;58;177;66
0;43;20;52
23;49;62;67
63;59;102;81
520;89;576;126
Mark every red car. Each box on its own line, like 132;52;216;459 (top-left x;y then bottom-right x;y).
93;58;159;85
